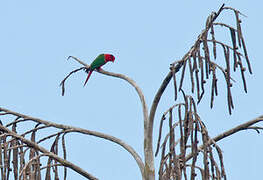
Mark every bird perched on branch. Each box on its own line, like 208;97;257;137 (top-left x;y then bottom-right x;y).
84;54;115;86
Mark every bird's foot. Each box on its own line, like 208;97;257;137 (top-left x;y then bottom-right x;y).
97;67;103;72
84;68;90;73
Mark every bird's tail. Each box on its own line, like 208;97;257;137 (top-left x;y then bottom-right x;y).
84;70;93;86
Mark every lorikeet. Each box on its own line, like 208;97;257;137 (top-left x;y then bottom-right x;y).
84;54;115;86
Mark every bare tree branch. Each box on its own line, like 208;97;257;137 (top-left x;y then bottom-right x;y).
185;115;263;162
61;56;152;179
0;107;145;179
0;124;98;180
149;4;226;153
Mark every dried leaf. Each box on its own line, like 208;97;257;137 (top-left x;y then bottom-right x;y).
234;10;242;47
210;24;217;59
229;27;238;71
155;115;166;157
210;66;217;109
62;134;67;180
11;124;18;180
198;51;205;103
179;61;187;91
168;110;174;172
202;37;211;79
188;57;195;93
193;53;201;100
171;65;178;101
241;36;252;74
222;45;234;114
237;53;247;93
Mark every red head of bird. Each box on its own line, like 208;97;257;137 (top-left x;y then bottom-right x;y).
104;54;115;63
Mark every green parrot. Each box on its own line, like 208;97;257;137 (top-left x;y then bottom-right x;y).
84;54;115;86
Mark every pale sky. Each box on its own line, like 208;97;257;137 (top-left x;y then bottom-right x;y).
0;1;262;179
